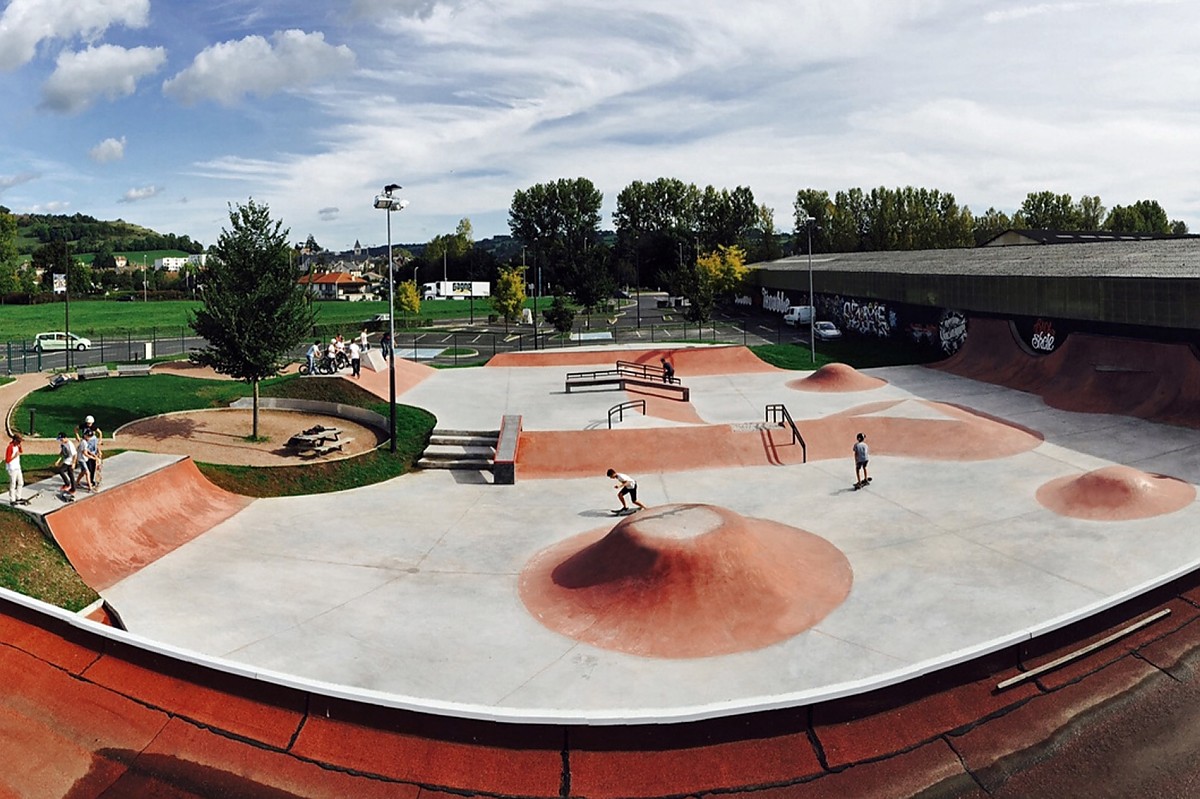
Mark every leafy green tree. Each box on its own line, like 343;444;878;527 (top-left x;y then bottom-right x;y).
1171;219;1190;235
793;189;832;253
509;178;602;295
0;210;19;296
33;241;93;293
1018;191;1080;230
613;177;701;288
491;265;527;328
973;207;1013;244
754;204;782;262
189;199;315;439
543;295;576;334
1075;195;1106;229
697;185;757;253
1104;200;1171;234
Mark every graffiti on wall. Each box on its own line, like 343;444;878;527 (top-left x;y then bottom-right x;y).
939;310;967;354
762;288;794;314
819;295;896;338
734;294;753;306
1030;318;1056;352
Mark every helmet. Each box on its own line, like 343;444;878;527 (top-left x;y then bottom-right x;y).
85;415;94;424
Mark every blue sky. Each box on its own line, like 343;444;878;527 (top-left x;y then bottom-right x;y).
1;0;1197;251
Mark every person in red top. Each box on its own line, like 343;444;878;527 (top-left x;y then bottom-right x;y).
5;432;23;505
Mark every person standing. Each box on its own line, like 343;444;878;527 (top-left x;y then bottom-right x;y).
853;432;871;489
349;340;362;378
380;333;392;360
5;433;23;504
55;432;77;495
78;429;101;492
358;328;370;351
606;468;648;512
306;340;321;374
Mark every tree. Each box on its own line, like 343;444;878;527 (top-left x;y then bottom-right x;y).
793;189;833;253
1075;195;1106;229
396;280;420;315
754;204;782;262
509;178;603;295
1018;191;1079;230
0;210;19;297
543;295;576;334
973;207;1013;244
1104;200;1171;234
613;177;702;288
189;199;315;439
491;265;527;328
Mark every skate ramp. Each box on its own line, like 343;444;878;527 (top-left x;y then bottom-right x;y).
789;362;887;392
489;345;782;375
43;457;252;592
353;356;435;400
935;318;1200;427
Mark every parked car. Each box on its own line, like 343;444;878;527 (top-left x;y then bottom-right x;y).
782;305;814;326
33;332;92;352
812;321;843;341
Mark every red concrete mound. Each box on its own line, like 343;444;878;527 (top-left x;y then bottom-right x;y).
43;458;252;591
518;401;1042;478
1036;466;1196;521
488;346;782;374
934;318;1200;428
519;503;852;658
789;362;887;392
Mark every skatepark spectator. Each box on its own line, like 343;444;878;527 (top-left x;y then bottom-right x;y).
55;432;77;494
358;329;370;351
660;358;675;383
381;334;392;360
77;414;101;441
350;341;362;378
307;340;321;374
607;468;648;512
5;432;23;504
853;432;870;489
78;429;101;492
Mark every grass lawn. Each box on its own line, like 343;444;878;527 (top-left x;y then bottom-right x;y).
751;337;947;370
0;503;99;612
0;298;512;342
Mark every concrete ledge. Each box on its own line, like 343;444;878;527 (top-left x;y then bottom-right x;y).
228;397;388;435
493;415;521;484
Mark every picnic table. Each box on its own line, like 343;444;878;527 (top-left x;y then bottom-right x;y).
285;426;349;456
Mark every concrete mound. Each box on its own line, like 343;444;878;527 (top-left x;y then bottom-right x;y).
519;503;852;658
1036;466;1196;521
789;363;887;392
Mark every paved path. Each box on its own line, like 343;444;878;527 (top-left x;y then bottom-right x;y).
87;346;1200;724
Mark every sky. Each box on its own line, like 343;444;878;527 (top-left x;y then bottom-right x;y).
1;0;1198;252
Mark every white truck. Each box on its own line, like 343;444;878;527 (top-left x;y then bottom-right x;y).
422;281;490;301
782;305;814;326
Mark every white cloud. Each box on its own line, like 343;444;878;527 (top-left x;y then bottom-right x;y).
89;136;127;163
0;0;150;71
0;171;41;192
41;44;166;113
162;30;356;106
118;185;162;203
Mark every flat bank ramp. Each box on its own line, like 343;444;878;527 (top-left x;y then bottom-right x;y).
44;456;253;592
934;317;1200;428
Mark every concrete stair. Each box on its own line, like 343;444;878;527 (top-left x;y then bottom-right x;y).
417;429;499;471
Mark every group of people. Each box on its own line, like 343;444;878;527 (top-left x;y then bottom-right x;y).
306;329;372;379
4;415;103;504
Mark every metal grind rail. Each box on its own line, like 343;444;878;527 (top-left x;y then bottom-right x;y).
765;403;806;463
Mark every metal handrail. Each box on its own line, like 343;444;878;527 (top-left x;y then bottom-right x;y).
616;360;680;384
608;399;647;429
765;403;806;463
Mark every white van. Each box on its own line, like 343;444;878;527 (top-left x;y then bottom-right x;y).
782;306;814;326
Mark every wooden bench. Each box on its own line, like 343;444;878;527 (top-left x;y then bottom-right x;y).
115;363;152;377
76;366;109;380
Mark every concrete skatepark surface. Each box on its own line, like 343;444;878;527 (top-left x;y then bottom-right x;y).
23;342;1197;726
6;338;1200;795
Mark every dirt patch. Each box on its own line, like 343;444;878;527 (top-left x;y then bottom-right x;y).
114;408;385;466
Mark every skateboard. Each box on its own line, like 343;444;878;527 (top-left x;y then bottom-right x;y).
9;491;42;506
852;478;873;491
57;490;76;503
611;508;638;515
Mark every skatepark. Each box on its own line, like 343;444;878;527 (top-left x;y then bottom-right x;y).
4;322;1200;795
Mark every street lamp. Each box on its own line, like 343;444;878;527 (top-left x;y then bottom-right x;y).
374;184;409;454
799;214;816;362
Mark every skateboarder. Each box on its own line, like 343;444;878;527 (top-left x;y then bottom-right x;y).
853;432;871;489
5;432;22;504
55;432;77;495
660;358;675;383
606;468;648;512
78;429;101;492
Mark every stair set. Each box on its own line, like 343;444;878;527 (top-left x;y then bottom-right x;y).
417;428;500;472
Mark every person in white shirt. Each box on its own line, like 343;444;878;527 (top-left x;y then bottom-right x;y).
5;432;23;504
606;468;648;512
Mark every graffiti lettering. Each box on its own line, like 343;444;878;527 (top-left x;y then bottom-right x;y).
1031;319;1056;352
762;289;793;314
734;294;753;306
939;310;967;354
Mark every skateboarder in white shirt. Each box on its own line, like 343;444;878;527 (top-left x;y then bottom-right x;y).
606;468;648;513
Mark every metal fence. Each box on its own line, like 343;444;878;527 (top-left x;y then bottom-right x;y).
2;327;200;375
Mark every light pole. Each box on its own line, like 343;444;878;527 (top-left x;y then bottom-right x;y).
374;184;409;453
799;214;816;362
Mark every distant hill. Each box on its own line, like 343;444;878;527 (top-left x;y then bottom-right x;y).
11;210;204;257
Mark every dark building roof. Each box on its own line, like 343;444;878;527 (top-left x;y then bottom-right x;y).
981;229;1198;247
